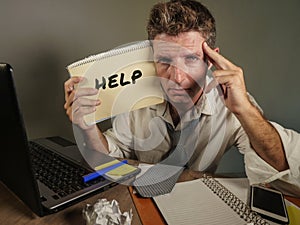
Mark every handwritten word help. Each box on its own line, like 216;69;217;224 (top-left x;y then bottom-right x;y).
95;70;142;90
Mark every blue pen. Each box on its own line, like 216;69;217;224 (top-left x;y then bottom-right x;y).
83;160;128;183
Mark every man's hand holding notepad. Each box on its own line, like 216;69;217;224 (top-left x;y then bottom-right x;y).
66;41;164;125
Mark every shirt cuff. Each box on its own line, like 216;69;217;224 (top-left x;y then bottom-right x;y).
245;149;290;185
271;122;300;178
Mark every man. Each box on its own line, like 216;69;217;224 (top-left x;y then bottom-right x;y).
64;0;300;196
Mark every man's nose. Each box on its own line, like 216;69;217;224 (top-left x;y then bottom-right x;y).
169;63;186;84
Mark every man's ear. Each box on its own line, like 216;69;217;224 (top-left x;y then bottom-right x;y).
207;47;220;70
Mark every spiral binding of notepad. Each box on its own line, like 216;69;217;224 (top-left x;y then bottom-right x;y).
67;40;151;69
202;175;270;225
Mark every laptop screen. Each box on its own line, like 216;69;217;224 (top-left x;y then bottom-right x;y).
0;63;43;215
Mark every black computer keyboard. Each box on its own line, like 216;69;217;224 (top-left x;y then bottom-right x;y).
29;141;105;197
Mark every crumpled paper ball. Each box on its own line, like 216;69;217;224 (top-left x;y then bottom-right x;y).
83;198;132;225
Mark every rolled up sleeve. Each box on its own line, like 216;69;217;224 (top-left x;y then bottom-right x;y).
239;122;300;196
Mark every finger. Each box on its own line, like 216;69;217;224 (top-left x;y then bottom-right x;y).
64;90;76;110
213;69;244;85
68;104;94;120
66;106;73;121
64;76;82;92
64;76;84;101
64;88;100;117
72;106;97;128
203;42;236;70
73;106;97;118
72;98;100;113
66;99;98;123
66;88;98;105
213;69;240;78
74;87;99;99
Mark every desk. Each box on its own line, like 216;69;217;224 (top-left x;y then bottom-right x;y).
0;182;142;225
1;170;299;225
129;170;300;225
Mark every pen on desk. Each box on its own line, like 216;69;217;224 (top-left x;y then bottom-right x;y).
83;160;128;183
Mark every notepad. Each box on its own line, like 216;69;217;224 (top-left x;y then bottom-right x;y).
94;159;121;171
83;159;140;182
67;40;164;125
99;160;139;181
153;177;268;225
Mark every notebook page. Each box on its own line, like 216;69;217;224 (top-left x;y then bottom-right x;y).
153;179;247;225
215;178;250;203
216;178;287;225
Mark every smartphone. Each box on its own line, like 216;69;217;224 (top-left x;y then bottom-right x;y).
250;185;289;224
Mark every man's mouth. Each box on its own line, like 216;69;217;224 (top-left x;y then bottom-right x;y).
168;88;189;95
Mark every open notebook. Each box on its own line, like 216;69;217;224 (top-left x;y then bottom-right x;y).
153;176;270;225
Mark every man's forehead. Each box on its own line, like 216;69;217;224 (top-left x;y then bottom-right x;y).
152;40;202;56
154;31;204;46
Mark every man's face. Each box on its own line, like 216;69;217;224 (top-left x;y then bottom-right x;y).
153;31;208;106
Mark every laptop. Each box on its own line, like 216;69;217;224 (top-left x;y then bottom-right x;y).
0;63;139;216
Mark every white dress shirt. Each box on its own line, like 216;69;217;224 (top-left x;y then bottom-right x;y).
103;83;300;196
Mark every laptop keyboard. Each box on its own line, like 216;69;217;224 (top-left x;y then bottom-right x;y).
29;141;105;198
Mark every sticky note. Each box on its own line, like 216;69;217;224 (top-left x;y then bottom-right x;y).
287;205;300;225
94;159;120;171
106;164;137;176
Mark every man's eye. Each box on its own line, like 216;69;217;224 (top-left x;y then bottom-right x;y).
157;57;172;64
185;55;199;62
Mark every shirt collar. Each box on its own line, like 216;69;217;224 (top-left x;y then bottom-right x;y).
151;90;214;120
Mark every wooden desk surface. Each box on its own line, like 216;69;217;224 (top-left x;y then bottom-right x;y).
1;169;299;225
0;168;201;225
0;182;142;225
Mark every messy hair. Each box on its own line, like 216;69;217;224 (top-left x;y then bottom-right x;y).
147;0;216;48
